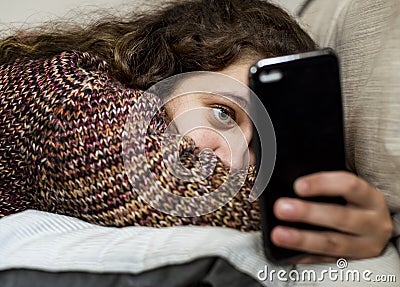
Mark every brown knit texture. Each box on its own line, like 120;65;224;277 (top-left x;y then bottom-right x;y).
0;51;260;231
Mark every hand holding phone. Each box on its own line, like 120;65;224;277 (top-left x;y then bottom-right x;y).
249;48;394;264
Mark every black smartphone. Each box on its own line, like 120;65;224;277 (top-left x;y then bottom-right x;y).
249;48;348;264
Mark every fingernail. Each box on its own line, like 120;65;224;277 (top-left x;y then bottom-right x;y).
295;179;308;194
278;229;294;243
278;200;295;215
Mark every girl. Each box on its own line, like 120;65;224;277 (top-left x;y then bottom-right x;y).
0;0;394;265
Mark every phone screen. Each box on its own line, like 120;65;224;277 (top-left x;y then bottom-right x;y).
249;49;347;263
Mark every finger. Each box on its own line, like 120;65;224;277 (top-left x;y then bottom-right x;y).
293;255;337;265
274;198;377;235
271;226;384;259
294;171;379;208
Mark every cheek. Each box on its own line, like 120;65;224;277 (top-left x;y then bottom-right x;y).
249;147;256;165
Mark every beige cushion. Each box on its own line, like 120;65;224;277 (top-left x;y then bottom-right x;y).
300;0;400;241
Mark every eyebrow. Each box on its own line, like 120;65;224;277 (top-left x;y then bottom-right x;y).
211;91;249;109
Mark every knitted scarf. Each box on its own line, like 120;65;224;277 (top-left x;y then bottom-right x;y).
0;51;260;232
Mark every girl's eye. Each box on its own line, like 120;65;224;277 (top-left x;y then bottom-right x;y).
211;105;236;127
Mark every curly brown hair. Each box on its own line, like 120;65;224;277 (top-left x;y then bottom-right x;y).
0;0;316;89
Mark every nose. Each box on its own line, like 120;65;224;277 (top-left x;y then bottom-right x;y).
187;127;253;170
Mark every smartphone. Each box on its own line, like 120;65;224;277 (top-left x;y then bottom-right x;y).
249;48;348;264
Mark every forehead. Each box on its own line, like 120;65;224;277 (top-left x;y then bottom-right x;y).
218;60;254;85
169;71;251;108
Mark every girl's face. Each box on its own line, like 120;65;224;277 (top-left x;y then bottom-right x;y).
166;60;256;169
